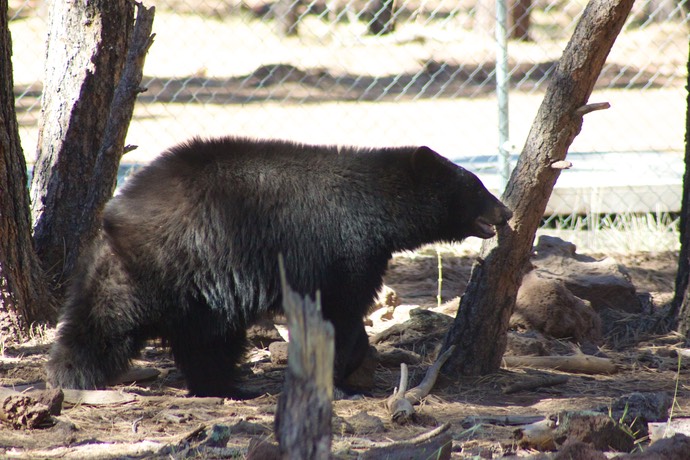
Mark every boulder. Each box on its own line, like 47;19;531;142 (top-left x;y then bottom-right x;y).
531;235;642;313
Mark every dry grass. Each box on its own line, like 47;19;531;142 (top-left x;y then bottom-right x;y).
542;212;680;254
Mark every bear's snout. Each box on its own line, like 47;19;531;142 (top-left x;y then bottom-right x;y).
471;201;513;239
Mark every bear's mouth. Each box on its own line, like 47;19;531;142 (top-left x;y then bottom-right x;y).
472;217;498;239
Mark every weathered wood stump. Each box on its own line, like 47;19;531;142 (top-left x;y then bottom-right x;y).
275;257;334;460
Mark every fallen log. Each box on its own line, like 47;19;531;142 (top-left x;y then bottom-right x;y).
461;415;544;427
503;374;569;394
62;389;138;406
502;355;617;374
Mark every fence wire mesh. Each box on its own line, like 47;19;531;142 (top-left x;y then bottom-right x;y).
10;0;687;251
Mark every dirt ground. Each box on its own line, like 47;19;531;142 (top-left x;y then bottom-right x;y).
0;246;686;459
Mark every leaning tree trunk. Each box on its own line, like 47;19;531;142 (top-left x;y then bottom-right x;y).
670;39;690;336
30;0;154;299
441;0;635;376
0;0;54;338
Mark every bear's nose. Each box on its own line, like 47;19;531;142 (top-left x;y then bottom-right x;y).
501;205;513;223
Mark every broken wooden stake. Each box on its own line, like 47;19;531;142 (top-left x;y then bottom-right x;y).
275;255;335;460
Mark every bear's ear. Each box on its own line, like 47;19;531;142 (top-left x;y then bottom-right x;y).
411;146;443;173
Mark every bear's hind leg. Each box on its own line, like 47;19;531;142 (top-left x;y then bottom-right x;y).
47;243;149;390
48;319;147;389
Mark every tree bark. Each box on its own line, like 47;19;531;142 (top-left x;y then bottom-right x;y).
365;0;396;35
30;0;154;297
275;259;334;460
476;0;530;41
509;0;532;41
670;38;690;336
441;0;634;376
274;0;300;36
0;0;54;338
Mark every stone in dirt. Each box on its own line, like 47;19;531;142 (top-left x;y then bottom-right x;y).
516;411;635;453
530;235;643;313
555;412;635;453
345;411;385;435
633;433;690;460
512;270;602;346
601;391;672;439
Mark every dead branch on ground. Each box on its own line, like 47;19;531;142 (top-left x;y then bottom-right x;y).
387;345;455;423
502;355;618;375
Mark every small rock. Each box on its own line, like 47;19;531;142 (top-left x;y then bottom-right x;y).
532;236;642;313
332;415;354;435
513;270;602;345
555;411;635;453
247;438;280;460
346;411;385;435
633;433;690;459
268;341;289;365
554;440;607;459
201;424;232;447
602;392;671;438
375;285;401;310
506;331;550;356
247;317;285;349
34;389;64;416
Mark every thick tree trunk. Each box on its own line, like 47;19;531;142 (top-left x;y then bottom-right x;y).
30;0;154;297
275;261;334;460
509;0;531;41
0;0;54;337
670;40;690;336
274;0;300;36
365;0;396;35
476;0;531;41
441;0;634;376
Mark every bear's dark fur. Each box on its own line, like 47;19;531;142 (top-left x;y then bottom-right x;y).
47;137;512;397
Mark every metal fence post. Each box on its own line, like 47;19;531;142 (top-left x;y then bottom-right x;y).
496;0;511;192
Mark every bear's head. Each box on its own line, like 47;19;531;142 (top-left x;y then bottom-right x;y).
412;146;513;240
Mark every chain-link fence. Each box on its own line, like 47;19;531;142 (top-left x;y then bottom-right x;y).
10;0;687;251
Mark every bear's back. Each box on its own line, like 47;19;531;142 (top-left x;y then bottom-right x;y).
101;138;419;297
107;137;417;232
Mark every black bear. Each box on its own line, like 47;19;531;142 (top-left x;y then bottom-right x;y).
47;136;512;397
